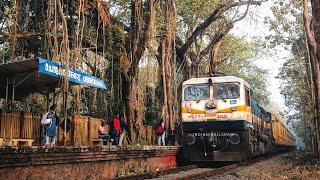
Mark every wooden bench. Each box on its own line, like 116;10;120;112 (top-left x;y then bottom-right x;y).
11;139;34;147
92;138;114;146
93;138;104;146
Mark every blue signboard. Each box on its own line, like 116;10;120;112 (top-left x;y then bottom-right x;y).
38;58;108;90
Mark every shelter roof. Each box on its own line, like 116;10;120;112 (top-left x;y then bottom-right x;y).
0;57;107;100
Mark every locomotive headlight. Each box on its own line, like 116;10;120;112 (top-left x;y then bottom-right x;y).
185;134;196;145
229;133;240;144
231;107;236;112
206;102;216;109
185;102;192;113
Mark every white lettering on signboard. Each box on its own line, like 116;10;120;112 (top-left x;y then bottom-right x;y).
83;76;103;87
45;63;60;76
44;62;104;88
45;63;81;81
68;70;81;81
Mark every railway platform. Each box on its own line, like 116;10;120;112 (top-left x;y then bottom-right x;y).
0;145;179;179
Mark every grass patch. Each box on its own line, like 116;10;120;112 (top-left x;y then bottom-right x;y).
230;171;241;178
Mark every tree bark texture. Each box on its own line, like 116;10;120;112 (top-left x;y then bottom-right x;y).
210;40;223;73
159;0;178;132
304;0;320;158
122;0;156;142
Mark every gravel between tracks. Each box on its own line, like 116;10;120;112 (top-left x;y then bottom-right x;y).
148;168;212;180
207;151;320;180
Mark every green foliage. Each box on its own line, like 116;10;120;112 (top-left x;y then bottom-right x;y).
218;36;271;105
263;0;312;147
276;36;313;146
219;35;255;61
264;0;304;48
177;0;223;35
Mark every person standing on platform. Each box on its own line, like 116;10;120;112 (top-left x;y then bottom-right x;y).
157;120;166;146
45;104;59;148
113;112;121;145
119;114;127;146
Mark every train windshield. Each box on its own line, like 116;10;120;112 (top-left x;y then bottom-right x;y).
184;85;210;101
214;83;240;99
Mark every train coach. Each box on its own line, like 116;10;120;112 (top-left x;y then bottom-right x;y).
181;75;295;163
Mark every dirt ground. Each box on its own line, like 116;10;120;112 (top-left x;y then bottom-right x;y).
207;151;320;180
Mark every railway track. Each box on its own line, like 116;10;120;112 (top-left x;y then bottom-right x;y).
113;152;286;180
113;165;199;180
148;164;238;180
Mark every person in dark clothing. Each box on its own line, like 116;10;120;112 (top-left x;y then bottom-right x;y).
45;104;60;148
119;114;127;146
157;120;166;146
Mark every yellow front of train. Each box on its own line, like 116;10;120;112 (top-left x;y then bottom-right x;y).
181;76;252;162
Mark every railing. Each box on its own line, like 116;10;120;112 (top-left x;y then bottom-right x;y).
0;111;20;139
0;110;159;146
22;112;41;144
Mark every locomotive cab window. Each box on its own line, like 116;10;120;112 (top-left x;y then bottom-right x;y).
213;83;239;99
245;87;250;106
184;85;210;101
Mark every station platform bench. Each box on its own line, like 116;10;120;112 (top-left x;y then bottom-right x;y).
10;139;34;147
92;138;113;146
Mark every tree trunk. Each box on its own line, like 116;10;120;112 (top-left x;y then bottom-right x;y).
123;75;137;142
311;2;320;150
159;0;178;135
303;0;320;158
210;40;223;73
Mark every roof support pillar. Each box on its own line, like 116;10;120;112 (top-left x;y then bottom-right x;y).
11;75;15;109
5;77;8;109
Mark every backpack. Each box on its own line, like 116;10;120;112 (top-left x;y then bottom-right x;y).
41;111;52;125
157;124;164;134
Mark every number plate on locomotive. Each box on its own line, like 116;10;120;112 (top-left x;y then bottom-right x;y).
217;113;229;119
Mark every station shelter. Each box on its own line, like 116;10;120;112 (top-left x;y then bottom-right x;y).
0;57;108;147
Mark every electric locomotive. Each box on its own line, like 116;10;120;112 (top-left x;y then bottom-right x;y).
181;75;295;162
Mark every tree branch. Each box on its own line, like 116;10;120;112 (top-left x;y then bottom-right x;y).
178;0;262;60
129;0;156;77
195;3;251;63
303;0;316;50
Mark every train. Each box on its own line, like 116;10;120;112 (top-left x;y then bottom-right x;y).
181;75;295;163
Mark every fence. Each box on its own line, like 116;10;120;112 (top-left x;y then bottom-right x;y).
0;111;41;145
0;110;159;146
70;115;159;146
22;112;41;144
0;111;20;139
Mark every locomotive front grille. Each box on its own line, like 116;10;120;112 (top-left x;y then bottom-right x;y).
184;132;242;152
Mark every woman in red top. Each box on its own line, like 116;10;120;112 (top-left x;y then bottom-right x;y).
113;113;120;145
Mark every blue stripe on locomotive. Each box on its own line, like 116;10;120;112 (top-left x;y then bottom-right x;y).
251;99;261;117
